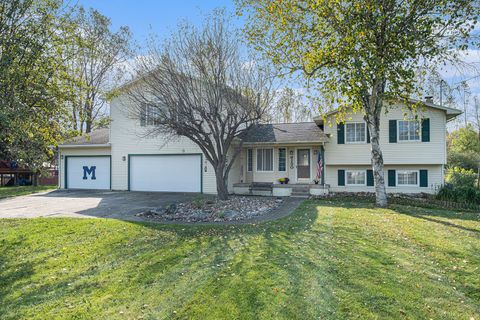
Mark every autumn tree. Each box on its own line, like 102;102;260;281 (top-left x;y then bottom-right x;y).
272;88;316;123
127;13;274;199
67;7;132;134
0;0;73;180
238;0;480;206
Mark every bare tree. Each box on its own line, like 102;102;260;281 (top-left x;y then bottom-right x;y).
127;12;274;199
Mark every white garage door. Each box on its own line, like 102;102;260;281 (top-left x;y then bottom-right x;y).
66;156;111;190
129;154;201;192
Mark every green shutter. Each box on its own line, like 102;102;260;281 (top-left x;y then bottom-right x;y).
388;170;396;186
337;123;345;144
389;120;397;143
338;169;345;186
366;126;371;143
421;118;430;142
366;170;374;186
419;170;428;187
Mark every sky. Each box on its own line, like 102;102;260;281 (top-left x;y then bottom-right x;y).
77;0;480;125
77;0;241;46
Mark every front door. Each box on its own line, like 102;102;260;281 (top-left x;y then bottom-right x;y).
297;149;310;181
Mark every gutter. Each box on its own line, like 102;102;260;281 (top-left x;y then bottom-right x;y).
58;143;111;148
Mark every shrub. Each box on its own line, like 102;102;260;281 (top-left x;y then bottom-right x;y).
436;184;480;205
191;196;207;209
445;167;477;188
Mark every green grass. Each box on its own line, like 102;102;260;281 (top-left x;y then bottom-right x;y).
0;185;57;199
0;199;479;319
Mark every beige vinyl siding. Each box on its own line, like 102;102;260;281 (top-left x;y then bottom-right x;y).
323;104;447;165
237;145;322;184
58;147;111;189
110;96;218;193
325;164;443;194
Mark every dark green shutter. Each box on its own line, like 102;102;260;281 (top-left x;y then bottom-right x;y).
389;120;397;143
421;118;430;142
337;123;345;144
366;170;374;186
366;126;370;143
419;170;428;187
388;170;396;186
338;170;345;186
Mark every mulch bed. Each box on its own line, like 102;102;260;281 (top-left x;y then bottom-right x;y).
136;195;283;222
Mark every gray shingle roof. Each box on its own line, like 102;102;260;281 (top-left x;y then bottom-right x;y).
60;128;110;146
241;122;328;144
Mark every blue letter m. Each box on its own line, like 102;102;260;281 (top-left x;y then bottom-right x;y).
82;166;97;180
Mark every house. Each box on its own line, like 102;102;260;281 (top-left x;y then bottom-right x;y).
57;93;461;196
0;160;58;187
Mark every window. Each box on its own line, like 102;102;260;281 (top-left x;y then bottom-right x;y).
247;149;253;172
398;120;420;141
278;148;286;171
346;170;366;185
397;170;418;186
346;123;366;143
140;104;161;126
257;148;273;171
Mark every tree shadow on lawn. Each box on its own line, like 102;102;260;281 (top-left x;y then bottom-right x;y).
1;199;479;319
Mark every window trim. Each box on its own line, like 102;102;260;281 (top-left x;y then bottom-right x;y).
345;122;367;144
397;120;421;142
345;170;367;186
396;170;420;187
278;148;286;172
256;148;274;172
141;104;161;127
246;149;253;172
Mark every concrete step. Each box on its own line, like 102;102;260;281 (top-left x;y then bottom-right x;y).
291;192;310;196
291;194;310;198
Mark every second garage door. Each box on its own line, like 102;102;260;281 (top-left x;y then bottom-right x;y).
129;154;202;192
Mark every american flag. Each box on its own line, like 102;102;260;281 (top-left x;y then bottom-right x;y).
316;150;323;183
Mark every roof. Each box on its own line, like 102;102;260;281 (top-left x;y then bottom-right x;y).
59;129;110;147
313;98;463;123
241;122;329;144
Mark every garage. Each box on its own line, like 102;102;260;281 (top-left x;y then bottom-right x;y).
66;156;111;190
129;154;202;192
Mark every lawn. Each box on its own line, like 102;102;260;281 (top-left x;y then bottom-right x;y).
0;200;479;320
0;186;56;199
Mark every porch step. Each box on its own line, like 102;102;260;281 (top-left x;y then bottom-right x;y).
291;191;310;197
291;193;310;198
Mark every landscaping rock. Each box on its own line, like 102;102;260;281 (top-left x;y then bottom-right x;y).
137;196;281;223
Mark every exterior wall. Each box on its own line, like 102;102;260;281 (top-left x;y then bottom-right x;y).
109;96;218;194
237;144;322;184
323;104;447;165
58;147;111;189
325;164;443;194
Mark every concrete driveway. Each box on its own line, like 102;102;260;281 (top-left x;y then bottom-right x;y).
0;190;200;220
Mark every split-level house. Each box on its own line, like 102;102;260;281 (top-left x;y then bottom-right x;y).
58;92;461;196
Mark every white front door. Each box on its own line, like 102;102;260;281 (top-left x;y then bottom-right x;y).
66;156;111;190
129;154;202;192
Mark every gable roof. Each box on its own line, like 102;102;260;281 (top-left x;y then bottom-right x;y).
241;122;328;144
59;128;110;147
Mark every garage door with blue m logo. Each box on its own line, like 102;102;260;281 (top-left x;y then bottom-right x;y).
66;156;111;190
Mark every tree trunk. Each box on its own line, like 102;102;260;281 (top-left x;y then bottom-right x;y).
32;172;38;187
215;165;229;200
367;120;388;207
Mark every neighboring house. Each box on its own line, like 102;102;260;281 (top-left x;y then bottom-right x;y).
58;93;461;196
